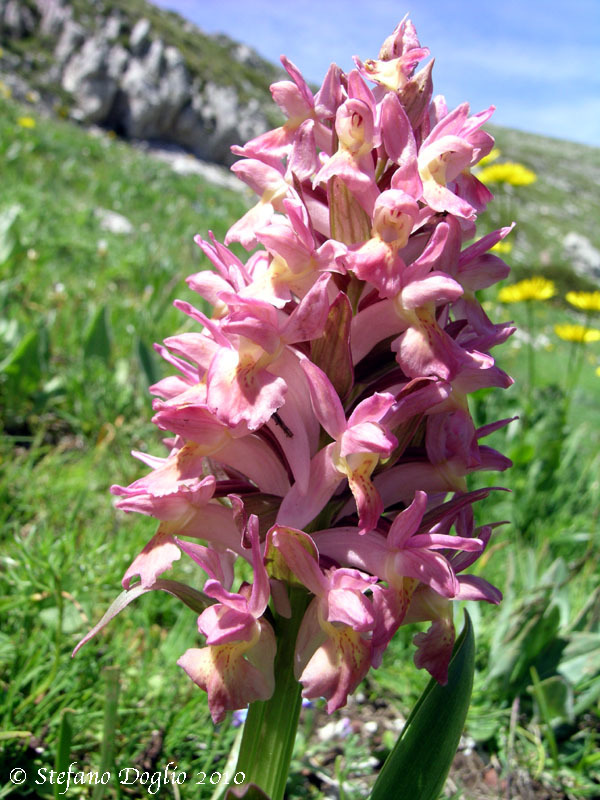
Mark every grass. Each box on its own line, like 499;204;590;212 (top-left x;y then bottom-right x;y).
1;94;599;799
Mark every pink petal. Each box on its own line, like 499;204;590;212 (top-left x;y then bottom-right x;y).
351;299;405;364
282;273;332;344
175;539;235;588
298;627;371;713
393;548;458;598
301;359;346;439
198;602;256;644
178;619;275;723
277;444;343;530
327;587;375;631
122;530;181;590
271;528;326;596
388;491;428;548
456;574;502;603
413;617;455;685
207;347;287;431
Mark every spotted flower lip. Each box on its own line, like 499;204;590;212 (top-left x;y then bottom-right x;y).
76;17;512;721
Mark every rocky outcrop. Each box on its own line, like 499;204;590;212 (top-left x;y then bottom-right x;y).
0;0;278;165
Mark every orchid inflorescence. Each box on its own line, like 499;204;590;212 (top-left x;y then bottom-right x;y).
78;17;515;725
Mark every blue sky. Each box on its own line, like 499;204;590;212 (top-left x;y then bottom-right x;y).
153;0;600;147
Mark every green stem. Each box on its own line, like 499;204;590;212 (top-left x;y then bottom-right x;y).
563;311;591;420
525;299;535;414
235;589;309;800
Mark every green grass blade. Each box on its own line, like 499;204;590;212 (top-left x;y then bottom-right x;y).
92;667;120;800
83;306;112;363
137;337;160;387
370;612;475;800
54;710;73;800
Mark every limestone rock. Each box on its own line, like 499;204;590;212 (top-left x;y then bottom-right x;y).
130;17;151;56
1;0;37;37
94;208;134;235
55;19;86;66
116;40;190;139
102;14;122;43
563;232;600;283
173;82;265;165
62;36;119;122
36;0;72;37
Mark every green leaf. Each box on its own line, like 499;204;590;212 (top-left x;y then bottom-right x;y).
73;580;212;656
370;612;475;800
83;306;112;363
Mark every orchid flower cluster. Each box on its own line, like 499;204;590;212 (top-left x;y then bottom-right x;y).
81;18;514;726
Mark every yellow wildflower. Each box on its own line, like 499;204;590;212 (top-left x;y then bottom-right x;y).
554;323;600;343
0;80;11;99
498;277;556;303
491;240;513;255
478;162;537;186
596;366;600;377
478;147;501;167
17;116;36;129
565;291;600;312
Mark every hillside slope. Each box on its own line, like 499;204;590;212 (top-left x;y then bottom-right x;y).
482;125;600;286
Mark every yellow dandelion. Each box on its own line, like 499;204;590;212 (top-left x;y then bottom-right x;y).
554;323;600;343
491;240;513;255
477;162;537;186
498;277;556;303
17;116;36;129
565;291;600;312
477;147;501;167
